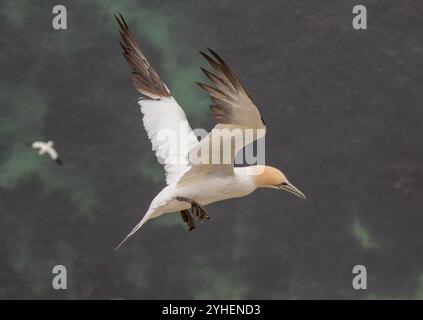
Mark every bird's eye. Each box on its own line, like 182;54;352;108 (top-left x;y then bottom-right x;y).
280;182;287;186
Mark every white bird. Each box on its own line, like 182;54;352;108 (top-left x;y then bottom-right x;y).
115;14;305;249
29;140;62;165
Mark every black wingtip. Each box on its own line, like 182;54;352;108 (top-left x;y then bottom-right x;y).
199;50;222;68
199;50;214;60
208;48;218;57
195;81;207;89
114;13;128;30
208;48;225;64
114;13;122;26
200;67;208;75
120;13;128;28
56;158;63;166
200;67;214;80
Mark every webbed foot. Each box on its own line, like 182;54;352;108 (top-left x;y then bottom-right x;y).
176;197;210;223
180;209;195;231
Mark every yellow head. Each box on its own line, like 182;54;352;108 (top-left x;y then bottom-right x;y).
248;165;306;199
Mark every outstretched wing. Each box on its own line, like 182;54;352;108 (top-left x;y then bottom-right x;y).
46;147;58;160
31;142;44;150
116;14;198;185
177;49;266;185
197;49;265;128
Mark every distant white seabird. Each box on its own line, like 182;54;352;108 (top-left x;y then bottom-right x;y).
115;14;305;249
30;140;62;165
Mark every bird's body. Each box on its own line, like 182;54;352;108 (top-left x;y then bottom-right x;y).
30;141;62;165
115;14;305;249
150;167;256;218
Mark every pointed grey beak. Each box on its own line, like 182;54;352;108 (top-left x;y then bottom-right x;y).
279;182;306;200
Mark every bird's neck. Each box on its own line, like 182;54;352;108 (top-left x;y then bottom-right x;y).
235;165;267;188
237;165;282;188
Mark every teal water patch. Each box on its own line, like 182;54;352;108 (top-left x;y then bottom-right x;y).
189;260;250;299
350;216;380;250
415;272;423;299
0;85;97;213
1;0;30;28
95;0;210;123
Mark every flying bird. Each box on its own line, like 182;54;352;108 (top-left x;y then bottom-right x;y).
29;140;63;165
115;14;305;249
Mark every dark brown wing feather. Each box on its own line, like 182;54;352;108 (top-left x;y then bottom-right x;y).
197;49;265;127
177;50;267;186
115;14;170;99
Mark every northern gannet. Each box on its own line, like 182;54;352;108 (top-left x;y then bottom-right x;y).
115;14;305;249
29;140;63;165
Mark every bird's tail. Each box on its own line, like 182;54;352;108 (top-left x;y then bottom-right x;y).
115;210;153;251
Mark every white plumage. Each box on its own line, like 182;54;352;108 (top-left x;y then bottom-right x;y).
31;141;62;165
140;97;198;185
115;14;305;249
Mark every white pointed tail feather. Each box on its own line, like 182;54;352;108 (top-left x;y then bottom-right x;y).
139;97;198;185
115;210;153;250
